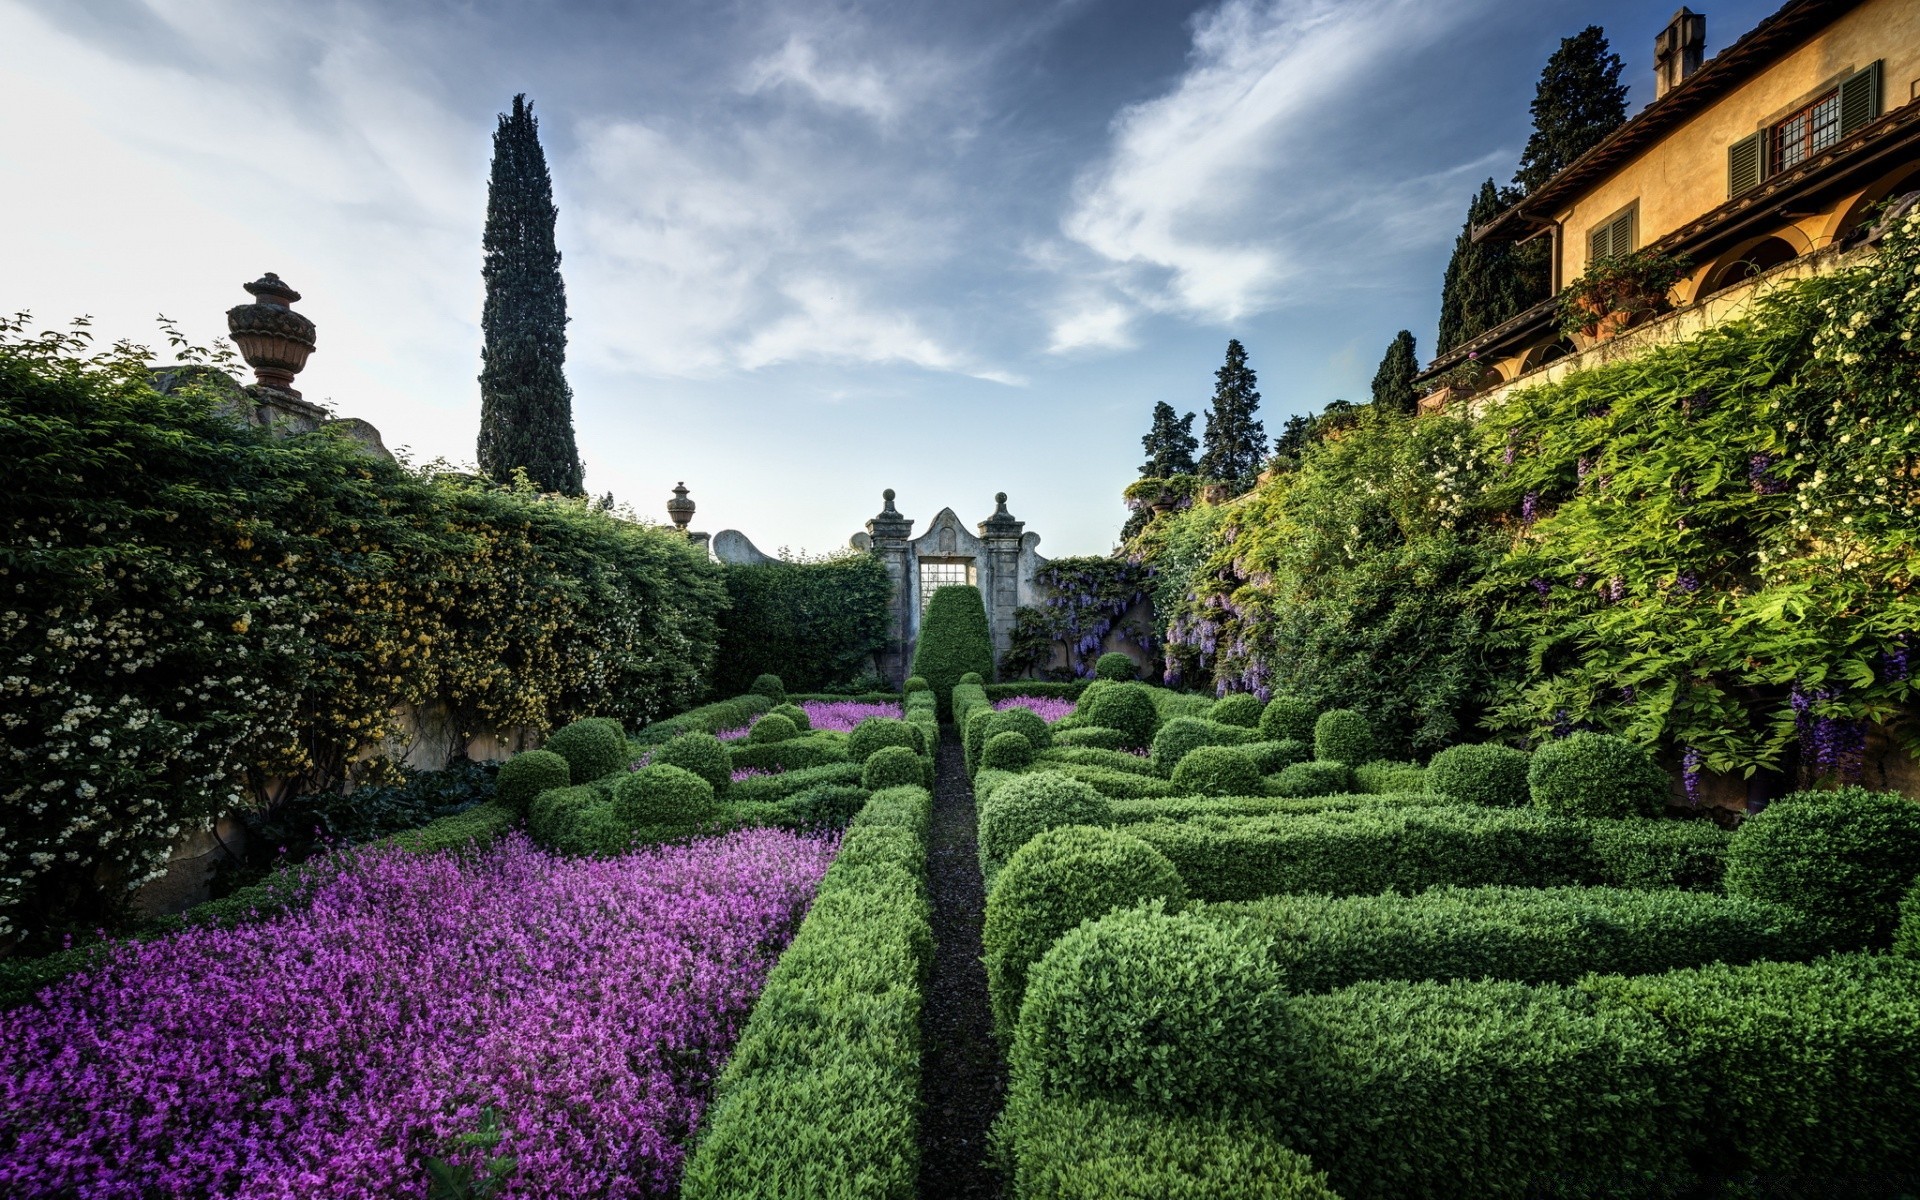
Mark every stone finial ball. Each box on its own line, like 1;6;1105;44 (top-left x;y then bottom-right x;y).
996;492;1008;504
884;488;896;501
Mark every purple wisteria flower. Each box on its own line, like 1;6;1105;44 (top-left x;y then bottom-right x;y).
1521;492;1539;525
0;829;836;1198
1674;572;1700;594
798;700;902;733
1748;452;1785;495
1681;747;1704;806
994;695;1076;724
1531;578;1551;599
1791;683;1867;780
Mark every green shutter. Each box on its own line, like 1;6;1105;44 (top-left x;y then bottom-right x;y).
1728;132;1763;197
1589;209;1635;262
1589;225;1610;263
1839;60;1883;136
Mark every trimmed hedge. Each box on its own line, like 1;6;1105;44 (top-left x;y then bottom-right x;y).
1351;760;1425;793
903;675;930;694
1311;709;1373;767
543;717;630;784
1425;743;1530;807
912;585;995;717
1093;652;1136;682
1528;732;1668;818
748;713;800;744
1257;695;1317;744
635;693;774;744
983;732;1037;772
863;745;926;792
1207;885;1826;994
494;749;570;811
849;718;922;764
727;732;850;773
1052;725;1128;751
1724;786;1920;948
750;673;788;704
1208;693;1264;729
1149;717;1255;776
652;731;734;792
1899;878;1920;960
978;771;1113;883
988;706;1054;752
1588;817;1729;890
769;703;812;731
1036;746;1161;777
778;783;870;828
613;763;716;826
984;825;1185;1043
728;762;864;803
1028;762;1181;801
1170;746;1264;797
1267;760;1352;797
985;681;1086;702
1242;740;1309;775
1080;683;1158;751
1108;792;1453;825
679;788;932;1199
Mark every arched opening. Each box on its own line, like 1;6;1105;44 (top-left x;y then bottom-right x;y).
1519;338;1576;374
1703;236;1799;296
1831;163;1920;244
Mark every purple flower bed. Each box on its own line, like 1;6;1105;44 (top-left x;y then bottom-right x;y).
798;699;902;732
993;695;1076;724
730;766;781;782
0;828;836;1199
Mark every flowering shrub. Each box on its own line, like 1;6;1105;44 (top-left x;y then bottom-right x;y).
797;699;902;733
1002;558;1157;680
0;828;834;1197
994;695;1076;724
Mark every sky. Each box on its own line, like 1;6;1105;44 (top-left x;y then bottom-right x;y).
0;0;1780;557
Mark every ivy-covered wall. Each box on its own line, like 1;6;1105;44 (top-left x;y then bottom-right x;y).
0;320;727;943
709;553;891;696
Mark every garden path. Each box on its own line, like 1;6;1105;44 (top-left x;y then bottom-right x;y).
918;731;1008;1199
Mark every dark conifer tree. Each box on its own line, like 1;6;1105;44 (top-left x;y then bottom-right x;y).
1139;401;1199;478
1370;330;1420;414
1272;413;1316;459
1436;180;1549;353
1513;26;1630;194
477;94;583;495
1198;339;1266;491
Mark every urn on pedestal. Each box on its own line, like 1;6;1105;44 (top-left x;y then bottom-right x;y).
225;273;316;396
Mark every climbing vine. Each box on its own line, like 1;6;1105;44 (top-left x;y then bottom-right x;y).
1001;556;1156;679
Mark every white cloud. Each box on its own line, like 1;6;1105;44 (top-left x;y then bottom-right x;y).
744;36;902;124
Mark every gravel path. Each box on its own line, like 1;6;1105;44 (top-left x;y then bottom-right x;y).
917;730;1008;1200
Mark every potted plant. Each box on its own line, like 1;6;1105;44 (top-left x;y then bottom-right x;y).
1557;249;1692;343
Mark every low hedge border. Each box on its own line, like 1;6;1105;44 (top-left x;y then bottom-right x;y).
634;693;774;745
1106;791;1454;825
985;681;1088;702
728;732;852;772
679;785;933;1199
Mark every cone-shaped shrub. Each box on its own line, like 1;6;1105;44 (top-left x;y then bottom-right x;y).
911;585;994;718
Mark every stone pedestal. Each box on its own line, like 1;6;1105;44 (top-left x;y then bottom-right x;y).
864;490;916;684
977;493;1026;673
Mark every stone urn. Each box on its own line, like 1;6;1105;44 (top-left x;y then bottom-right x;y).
667;482;695;531
226;273;316;395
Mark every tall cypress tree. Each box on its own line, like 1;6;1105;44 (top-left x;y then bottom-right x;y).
1198;339;1266;491
1436;179;1549;353
477;94;583;495
1514;26;1629;194
1139;401;1199;478
1370;330;1420;414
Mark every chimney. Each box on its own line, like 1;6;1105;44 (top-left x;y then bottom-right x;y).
1654;8;1707;100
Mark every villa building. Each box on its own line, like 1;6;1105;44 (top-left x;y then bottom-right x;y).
1419;0;1920;405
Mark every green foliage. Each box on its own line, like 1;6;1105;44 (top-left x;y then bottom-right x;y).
1198;339;1267;492
1139;401;1200;481
1585;954;1920;1194
1370;330;1420;415
985;825;1185;1044
1352;760;1426;793
477;95;581;495
1240;740;1309;774
491;750;569;812
1208;693;1264;729
1081;683;1158;751
848;717;921;764
711;556;890;697
912;585;995;715
680;789;931;1200
1170;746;1264;798
1267;760;1353;798
1110;792;1453;825
727;732;849;773
861;745;925;793
1094;652;1137;682
903;675;929;694
1724;786;1920;947
1033;763;1182;801
1511;25;1628;193
1053;725;1128;751
1899;877;1920;960
978;771;1113;883
727;762;864;804
768;703;811;731
1257;696;1317;743
652;732;733;793
527;784;628;856
1004;561;1157;681
983;731;1036;772
1437;177;1549;354
635;694;772;745
424;1105;519;1200
543;717;630;784
1312;709;1374;766
748;713;799;745
1426;743;1531;807
987;706;1053;752
1587;817;1729;890
960;671;984;685
749;673;787;703
1149;717;1255;776
1527;732;1668;818
1039;747;1161;778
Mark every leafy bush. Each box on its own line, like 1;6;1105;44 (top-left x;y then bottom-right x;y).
1209;693;1264;729
1899;879;1920;960
1241;740;1308;775
1267;760;1353;797
987;706;1053;752
1527;732;1669;818
748;713;799;745
912;585;995;717
1037;747;1160;777
777;784;869;829
726;732;849;772
493;750;570;812
862;745;925;792
634;693;773;745
983;732;1036;772
1586;954;1920;1195
848;717;921;764
1053;726;1128;751
1426;743;1530;807
527;785;634;856
1149;717;1255;776
1588;818;1729;890
749;673;787;703
1094;653;1136;682
728;762;864;803
680;789;931;1199
1081;683;1158;751
960;671;984;685
768;703;811;731
1724;786;1920;948
1352;760;1426;793
542;717;631;785
904;675;930;694
1211;885;1825;995
612;763;716;827
1258;696;1317;744
1312;709;1373;766
984;826;1185;1043
709;554;888;696
964;708;996;776
978;772;1112;882
1030;762;1181;801
1170;746;1264;798
652;732;733;793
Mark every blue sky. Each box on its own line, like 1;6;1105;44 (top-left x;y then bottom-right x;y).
1;0;1777;556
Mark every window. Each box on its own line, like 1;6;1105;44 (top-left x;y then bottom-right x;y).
1771;89;1841;174
918;558;974;616
1730;63;1882;199
1588;205;1636;264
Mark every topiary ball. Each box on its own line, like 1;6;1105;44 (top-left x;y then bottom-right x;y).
748;713;800;745
983;730;1036;772
988;705;1054;752
978;771;1112;882
1170;745;1265;797
849;716;921;763
1726;786;1920;948
1427;743;1532;807
960;671;985;685
1259;696;1317;744
1082;683;1157;751
495;749;571;812
1527;732;1668;818
612;763;715;827
861;744;924;792
984;825;1185;1043
652;732;733;794
904;675;931;694
1268;760;1354;798
750;673;787;704
1012;902;1288;1113
1149;717;1254;777
1094;652;1137;682
769;702;811;731
1210;693;1265;729
1312;709;1374;767
543;717;630;784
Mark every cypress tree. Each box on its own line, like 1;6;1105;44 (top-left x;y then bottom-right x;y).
1370;330;1420;414
1436;179;1549;353
1198;339;1266;491
1513;26;1630;194
1272;413;1316;459
477;94;583;495
1139;401;1199;478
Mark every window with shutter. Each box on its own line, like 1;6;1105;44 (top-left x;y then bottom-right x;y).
1728;132;1763;197
1838;61;1883;136
1588;207;1635;263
